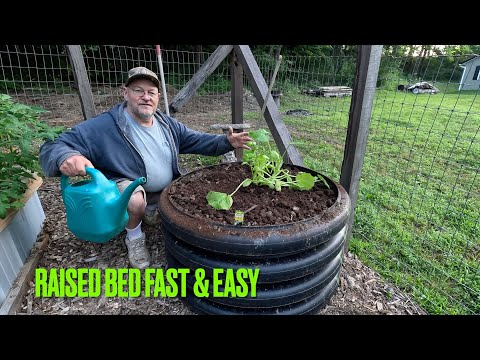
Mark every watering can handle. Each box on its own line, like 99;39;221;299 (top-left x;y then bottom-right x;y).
84;167;109;187
85;166;96;178
60;166;98;191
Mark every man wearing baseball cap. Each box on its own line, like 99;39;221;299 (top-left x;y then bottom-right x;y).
125;66;161;89
39;66;252;269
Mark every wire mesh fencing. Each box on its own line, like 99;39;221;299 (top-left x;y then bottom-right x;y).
355;53;479;314
0;45;478;314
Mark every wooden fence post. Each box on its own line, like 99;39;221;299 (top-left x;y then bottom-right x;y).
66;45;96;120
231;50;245;160
234;45;303;166
340;45;383;250
169;45;234;113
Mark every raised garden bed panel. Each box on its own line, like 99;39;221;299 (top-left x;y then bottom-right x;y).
0;179;44;307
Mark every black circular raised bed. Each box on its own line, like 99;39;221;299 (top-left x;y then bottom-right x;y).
158;162;351;315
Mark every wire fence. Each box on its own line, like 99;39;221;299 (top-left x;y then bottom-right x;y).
0;45;478;314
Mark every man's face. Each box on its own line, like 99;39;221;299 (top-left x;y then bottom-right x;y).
124;78;160;124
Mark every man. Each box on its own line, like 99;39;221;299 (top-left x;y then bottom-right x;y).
39;66;252;269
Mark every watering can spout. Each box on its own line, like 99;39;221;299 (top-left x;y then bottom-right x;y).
115;176;147;216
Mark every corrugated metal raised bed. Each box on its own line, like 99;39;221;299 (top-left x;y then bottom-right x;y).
0;176;44;308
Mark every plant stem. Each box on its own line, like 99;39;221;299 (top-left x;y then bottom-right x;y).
229;178;250;197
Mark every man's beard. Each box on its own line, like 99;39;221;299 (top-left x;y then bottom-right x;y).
134;108;154;123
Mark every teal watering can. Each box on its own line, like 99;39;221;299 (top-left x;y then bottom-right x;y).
60;167;146;243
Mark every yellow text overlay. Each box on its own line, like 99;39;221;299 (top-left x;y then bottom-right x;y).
35;267;259;298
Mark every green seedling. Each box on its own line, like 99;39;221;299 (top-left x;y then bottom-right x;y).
206;129;329;211
206;178;252;210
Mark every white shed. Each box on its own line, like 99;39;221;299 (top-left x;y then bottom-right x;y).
458;55;480;91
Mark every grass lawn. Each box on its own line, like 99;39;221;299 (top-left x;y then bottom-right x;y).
245;87;480;314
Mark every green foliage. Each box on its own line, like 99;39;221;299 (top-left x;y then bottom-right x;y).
206;129;327;211
206;179;251;211
243;129;323;191
206;191;234;211
0;94;64;218
197;76;231;95
377;58;410;90
0;79;17;92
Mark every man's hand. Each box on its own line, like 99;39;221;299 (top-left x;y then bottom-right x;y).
59;155;94;176
227;127;253;150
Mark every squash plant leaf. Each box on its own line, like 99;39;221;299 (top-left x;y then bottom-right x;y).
294;172;318;190
206;191;233;210
250;128;270;143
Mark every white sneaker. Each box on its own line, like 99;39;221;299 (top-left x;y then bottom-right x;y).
124;233;150;269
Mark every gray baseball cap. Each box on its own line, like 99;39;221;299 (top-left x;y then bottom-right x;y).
125;67;160;89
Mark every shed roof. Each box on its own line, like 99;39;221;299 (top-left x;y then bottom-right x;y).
459;55;480;65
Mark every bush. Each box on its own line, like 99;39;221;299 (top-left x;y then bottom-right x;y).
0;94;64;218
